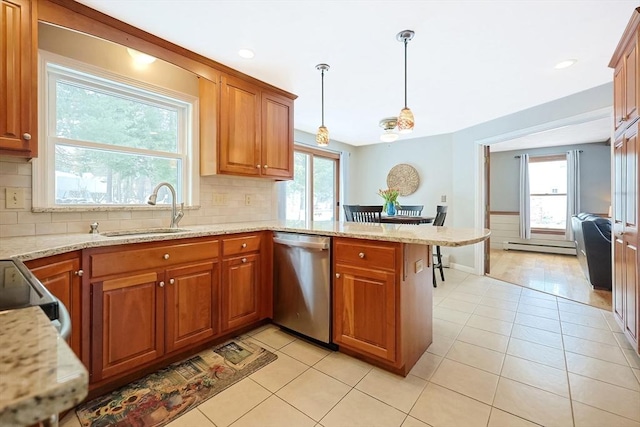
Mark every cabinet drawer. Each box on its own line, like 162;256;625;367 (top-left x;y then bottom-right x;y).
334;239;398;271
222;234;262;256
90;240;219;278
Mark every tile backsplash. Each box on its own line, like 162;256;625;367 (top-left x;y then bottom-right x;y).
0;157;278;238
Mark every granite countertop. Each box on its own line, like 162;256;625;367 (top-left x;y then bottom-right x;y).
1;220;490;261
0;307;88;427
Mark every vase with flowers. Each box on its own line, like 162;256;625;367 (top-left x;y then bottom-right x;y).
378;188;401;216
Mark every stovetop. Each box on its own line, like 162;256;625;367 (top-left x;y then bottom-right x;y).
0;259;59;321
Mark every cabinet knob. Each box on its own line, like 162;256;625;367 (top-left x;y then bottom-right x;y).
159;281;165;287
263;165;268;169
75;270;83;277
335;273;340;278
358;252;365;259
163;253;170;260
241;257;247;263
169;278;175;285
256;165;261;168
22;133;31;141
241;243;247;248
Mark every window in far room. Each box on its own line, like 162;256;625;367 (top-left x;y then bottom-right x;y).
529;155;567;232
285;146;340;222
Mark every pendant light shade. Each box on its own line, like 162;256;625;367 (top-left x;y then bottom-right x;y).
397;30;415;134
315;63;330;146
379;117;399;142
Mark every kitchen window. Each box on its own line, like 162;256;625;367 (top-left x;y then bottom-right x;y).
34;53;198;208
284;146;340;222
529;155;567;232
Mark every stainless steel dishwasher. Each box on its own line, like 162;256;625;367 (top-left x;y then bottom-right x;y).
273;232;332;345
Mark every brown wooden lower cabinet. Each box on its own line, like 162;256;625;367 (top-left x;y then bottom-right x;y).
25;252;83;358
85;238;221;383
221;253;261;331
165;261;219;352
220;232;272;332
332;237;433;375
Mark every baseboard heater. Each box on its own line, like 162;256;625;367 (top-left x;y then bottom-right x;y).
502;240;577;255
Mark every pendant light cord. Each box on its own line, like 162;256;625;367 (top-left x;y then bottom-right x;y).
404;38;408;109
321;69;325;126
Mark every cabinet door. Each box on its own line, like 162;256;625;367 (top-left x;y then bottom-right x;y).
91;272;164;381
221;253;260;331
165;261;219;353
0;0;37;157
623;127;639;343
27;255;82;357
333;264;397;363
614;136;626;323
615;62;625;133
219;74;261;176
625;38;638;126
261;91;293;179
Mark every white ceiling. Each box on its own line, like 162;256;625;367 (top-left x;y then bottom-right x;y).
76;0;638;146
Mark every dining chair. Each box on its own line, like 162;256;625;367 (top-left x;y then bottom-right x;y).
432;205;448;287
396;205;424;216
343;205;382;223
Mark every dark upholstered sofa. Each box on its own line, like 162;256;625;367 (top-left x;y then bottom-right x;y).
571;213;612;290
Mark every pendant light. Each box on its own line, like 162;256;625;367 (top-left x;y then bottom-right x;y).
315;63;330;146
379;117;399;142
397;30;415;134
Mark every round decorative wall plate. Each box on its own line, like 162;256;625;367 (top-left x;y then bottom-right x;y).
387;164;420;196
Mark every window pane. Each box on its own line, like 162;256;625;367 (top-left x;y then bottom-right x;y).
530;195;566;229
55;145;181;205
285;152;309;220
313;156;336;221
55;80;179;152
529;160;567;194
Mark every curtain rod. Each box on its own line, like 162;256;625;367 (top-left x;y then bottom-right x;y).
514;150;583;159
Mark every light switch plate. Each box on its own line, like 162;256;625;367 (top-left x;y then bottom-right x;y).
6;188;25;209
415;259;424;273
212;193;227;206
441;195;447;203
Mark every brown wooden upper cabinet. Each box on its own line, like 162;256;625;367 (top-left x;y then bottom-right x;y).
613;14;639;135
610;7;640;356
201;74;294;179
0;0;38;157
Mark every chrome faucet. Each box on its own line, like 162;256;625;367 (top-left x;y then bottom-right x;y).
147;182;184;228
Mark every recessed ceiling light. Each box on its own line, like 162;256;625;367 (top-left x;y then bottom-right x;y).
554;59;577;69
238;49;255;59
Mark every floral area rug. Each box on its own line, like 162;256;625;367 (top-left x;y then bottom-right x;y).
76;338;277;427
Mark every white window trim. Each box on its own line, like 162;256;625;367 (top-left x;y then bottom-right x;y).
34;50;200;210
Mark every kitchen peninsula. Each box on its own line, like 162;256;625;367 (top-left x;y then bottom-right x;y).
0;220;489;403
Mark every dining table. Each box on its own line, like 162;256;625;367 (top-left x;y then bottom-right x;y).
380;215;434;224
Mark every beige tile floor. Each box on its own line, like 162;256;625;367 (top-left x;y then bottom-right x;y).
489;249;612;310
61;269;640;427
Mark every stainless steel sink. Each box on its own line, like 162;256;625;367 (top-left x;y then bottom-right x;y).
101;228;190;237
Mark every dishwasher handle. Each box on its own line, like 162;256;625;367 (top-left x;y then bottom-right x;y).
273;237;329;251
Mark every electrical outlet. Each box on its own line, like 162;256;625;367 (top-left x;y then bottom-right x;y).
415;259;424;273
212;193;226;206
5;188;25;209
441;195;447;203
245;194;253;206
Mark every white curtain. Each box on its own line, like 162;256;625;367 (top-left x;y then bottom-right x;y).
519;154;531;239
566;149;581;240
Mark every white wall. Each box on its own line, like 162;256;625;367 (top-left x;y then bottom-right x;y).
347;134;453;215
